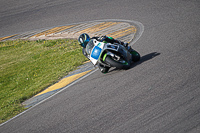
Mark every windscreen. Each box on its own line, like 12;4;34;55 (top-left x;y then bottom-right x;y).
85;39;94;55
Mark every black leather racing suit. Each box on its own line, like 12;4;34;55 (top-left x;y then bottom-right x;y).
82;36;127;57
91;36;127;46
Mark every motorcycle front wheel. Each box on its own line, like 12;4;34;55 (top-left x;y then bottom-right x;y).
129;49;140;62
105;56;130;69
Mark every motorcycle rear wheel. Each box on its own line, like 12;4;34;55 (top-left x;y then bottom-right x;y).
105;56;130;69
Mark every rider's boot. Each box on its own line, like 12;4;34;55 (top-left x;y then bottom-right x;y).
98;63;110;73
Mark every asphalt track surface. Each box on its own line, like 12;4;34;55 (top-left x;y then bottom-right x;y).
0;0;200;133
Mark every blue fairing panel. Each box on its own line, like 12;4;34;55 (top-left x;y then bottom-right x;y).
91;46;102;60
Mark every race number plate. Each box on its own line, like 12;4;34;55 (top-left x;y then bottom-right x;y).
90;46;102;65
91;46;102;60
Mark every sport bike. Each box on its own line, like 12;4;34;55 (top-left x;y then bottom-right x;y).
83;39;140;72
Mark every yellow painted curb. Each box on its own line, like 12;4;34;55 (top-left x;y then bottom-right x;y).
31;25;76;37
77;22;120;34
0;34;17;41
1;20;141;43
35;70;92;97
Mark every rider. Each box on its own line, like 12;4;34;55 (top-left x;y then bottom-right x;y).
78;33;129;73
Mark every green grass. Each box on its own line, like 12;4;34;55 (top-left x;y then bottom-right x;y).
0;39;88;124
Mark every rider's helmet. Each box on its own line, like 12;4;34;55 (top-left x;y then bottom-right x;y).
78;33;90;48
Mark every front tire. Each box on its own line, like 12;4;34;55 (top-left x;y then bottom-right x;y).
105;56;130;69
129;49;140;62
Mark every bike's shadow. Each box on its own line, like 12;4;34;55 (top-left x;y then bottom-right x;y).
130;52;161;68
109;52;161;73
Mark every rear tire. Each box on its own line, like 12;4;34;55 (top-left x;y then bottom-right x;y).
105;56;130;69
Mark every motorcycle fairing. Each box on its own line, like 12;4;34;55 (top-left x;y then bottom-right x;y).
104;44;119;51
91;46;102;60
89;41;105;65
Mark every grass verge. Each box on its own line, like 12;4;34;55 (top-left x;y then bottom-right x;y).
0;39;88;124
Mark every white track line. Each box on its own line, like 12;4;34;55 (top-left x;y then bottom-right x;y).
0;69;98;127
0;19;144;127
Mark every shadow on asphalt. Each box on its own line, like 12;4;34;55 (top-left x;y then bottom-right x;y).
106;52;161;73
130;52;161;68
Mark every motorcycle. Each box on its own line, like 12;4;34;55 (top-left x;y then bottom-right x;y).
83;39;140;73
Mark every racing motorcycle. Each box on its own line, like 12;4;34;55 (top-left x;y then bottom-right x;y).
83;39;140;73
